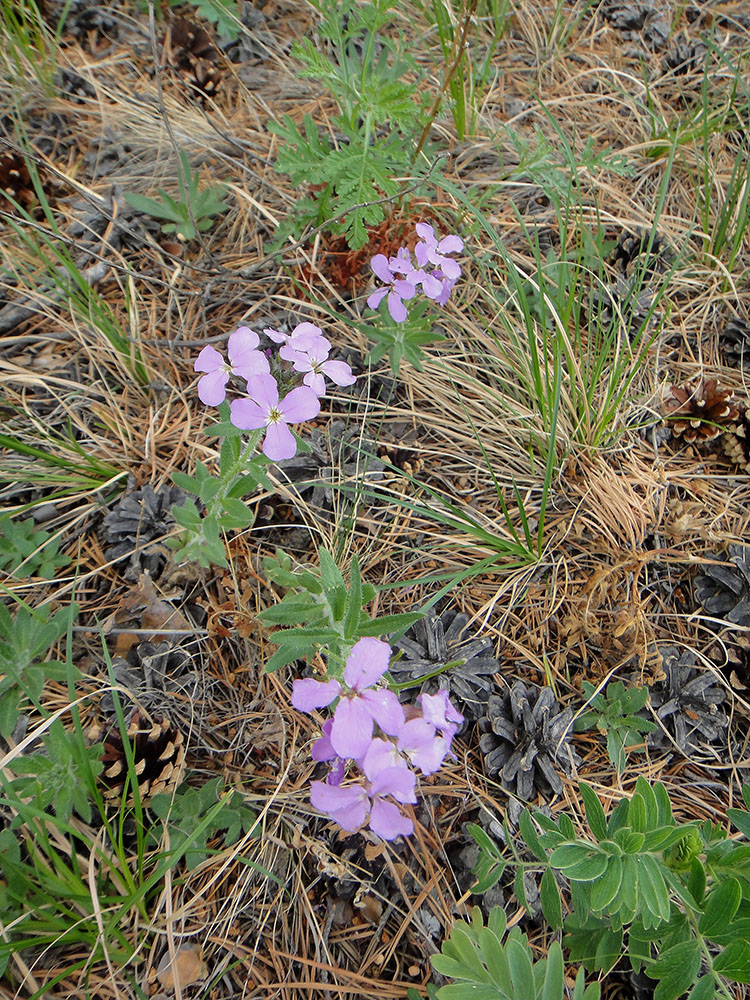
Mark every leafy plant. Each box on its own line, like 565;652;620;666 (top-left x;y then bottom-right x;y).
170;402;272;567
574;680;657;773
469;778;750;1000
0;513;71;579
270;0;434;249
430;904;600;1000
124;151;229;242
148;776;258;868
4;720;103;823
178;0;242;38
257;547;423;673
0;602;79;739
365;296;447;376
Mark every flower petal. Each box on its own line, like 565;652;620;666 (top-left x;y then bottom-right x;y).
310;780;369;831
370;253;393;283
392;279;417;300
291;678;341;713
290;322;324;348
197;370;229;406
437;234;464;254
262;421;297;461
367;287;389;310
194;344;224;374
344;637;392;690
246;373;279;411
330;696;374;759
369;798;413;839
360;688;406;737
303;371;328;396
321;360;356;387
278;385;321;423
437;256;462;281
370;765;416;803
230;397;268;430
387;290;408;322
228;326;260;357
361;738;402;781
415;222;436;244
264;327;287;343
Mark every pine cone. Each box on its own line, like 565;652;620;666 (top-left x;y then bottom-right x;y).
102;483;185;578
99;640;201;726
609;228;674;280
478;683;581;800
391;607;501;724
0;150;43;212
162;18;222;100
722;408;750;473
647;646;728;754
662;33;708;75
719;316;750;369
92;710;186;805
663;379;738;443
694;545;750;627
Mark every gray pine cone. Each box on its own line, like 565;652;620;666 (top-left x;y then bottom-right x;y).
479;683;581;800
719;316;750;369
391;608;501;724
99;640;201;728
694;545;750;627
102;483;185;579
648;646;728;753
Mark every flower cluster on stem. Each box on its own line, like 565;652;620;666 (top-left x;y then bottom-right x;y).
367;222;464;322
292;637;463;840
194;322;355;461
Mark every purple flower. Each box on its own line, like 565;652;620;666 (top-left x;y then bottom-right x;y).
193;327;270;405
310;780;370;833
264;321;324;350
367;254;418;322
397;717;449;776
229;373;320;461
280;336;356;397
290;639;404;761
418;690;464;745
415;223;463;281
330;638;404;759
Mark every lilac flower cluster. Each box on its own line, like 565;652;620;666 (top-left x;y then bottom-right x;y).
194;323;356;461
367;222;464;322
292;637;463;840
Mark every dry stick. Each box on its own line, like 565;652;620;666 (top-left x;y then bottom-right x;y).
412;0;479;165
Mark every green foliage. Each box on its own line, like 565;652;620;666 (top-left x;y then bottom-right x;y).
431;905;600;1000
270;0;433;249
366;296;446;376
258;548;423;673
469;778;750;1000
169;403;271;567
125;152;229;242
574;680;656;773
4;721;103;823
0;513;71;579
0;602;79;739
148;777;258;868
177;0;242;38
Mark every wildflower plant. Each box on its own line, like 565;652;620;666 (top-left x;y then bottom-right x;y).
366;221;465;374
171;321;355;567
468;778;750;1000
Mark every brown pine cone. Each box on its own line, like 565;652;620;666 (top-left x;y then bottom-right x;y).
0;150;41;212
664;379;738;443
162;18;222;100
91;710;185;806
722;408;750;473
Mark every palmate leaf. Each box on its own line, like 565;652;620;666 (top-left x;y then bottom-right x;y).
645;940;702;1000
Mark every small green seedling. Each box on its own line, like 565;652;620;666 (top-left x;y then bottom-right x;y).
124;152;228;241
574;679;657;773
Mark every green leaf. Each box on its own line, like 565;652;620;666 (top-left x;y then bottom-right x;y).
728;807;750;841
542;941;564;1000
590;854;623;912
540;867;563;929
549;843;608;881
506;935;534;997
700;877;741;939
688;976;714;1000
580;784;608;842
519;809;546;862
645;940;701;1000
342;552;362;640
639;855;671;923
594;926;622;972
712;940;750;982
